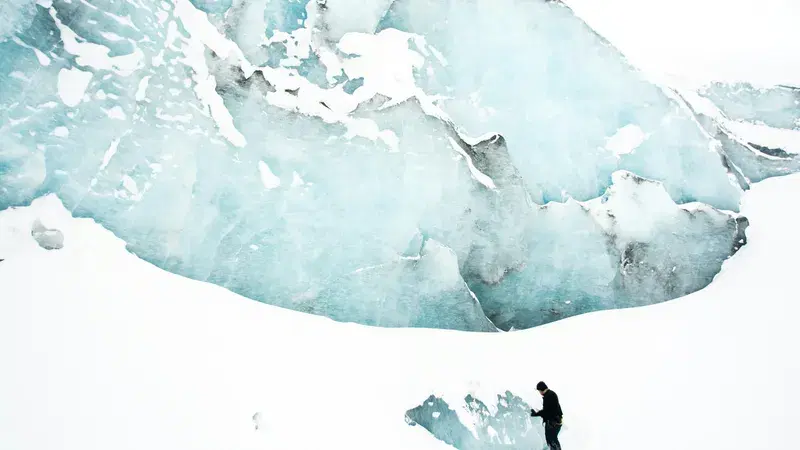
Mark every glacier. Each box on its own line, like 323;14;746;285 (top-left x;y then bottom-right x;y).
1;171;799;450
1;0;799;331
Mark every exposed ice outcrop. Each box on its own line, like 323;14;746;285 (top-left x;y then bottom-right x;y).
0;0;37;42
378;0;743;210
676;86;800;185
469;171;747;330
406;393;543;449
0;0;794;330
701;83;800;130
31;218;64;250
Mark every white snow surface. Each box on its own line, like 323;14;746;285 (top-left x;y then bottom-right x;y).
564;0;800;88
56;67;92;107
2;172;799;449
604;124;648;157
257;160;281;190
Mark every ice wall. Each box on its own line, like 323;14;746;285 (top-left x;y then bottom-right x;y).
0;0;794;331
702;83;800;130
378;0;742;209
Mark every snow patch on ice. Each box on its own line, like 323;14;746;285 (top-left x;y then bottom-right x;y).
49;7;143;76
446;136;496;190
99;138;121;171
258;161;281;190
605;124;648;156
105;106;127;120
135;76;151;102
725;121;800;155
57;67;92;107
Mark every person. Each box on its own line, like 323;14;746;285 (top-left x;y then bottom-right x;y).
531;381;563;450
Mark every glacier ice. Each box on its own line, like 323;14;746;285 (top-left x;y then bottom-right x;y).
31;218;64;250
677;84;800;185
378;0;742;210
701;83;800;130
406;393;543;449
0;0;796;331
465;170;747;329
0;0;37;42
190;1;233;15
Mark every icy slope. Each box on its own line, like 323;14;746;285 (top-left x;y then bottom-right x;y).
2;174;798;449
4;0;797;329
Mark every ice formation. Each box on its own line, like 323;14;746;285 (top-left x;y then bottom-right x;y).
406;393;543;449
30;218;64;250
1;0;798;330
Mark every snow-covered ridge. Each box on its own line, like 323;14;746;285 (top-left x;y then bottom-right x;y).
1;174;798;449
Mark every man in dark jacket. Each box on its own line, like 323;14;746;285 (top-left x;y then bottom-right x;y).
531;381;563;450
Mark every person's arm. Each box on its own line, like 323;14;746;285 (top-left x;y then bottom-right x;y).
532;394;550;417
535;393;555;419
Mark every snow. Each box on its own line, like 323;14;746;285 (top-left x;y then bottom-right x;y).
446;136;497;190
105;105;127;120
604;124;648;157
563;0;800;88
257;160;281;190
724;120;800;155
176;7;248;147
320;0;395;40
32;47;51;66
49;6;144;76
56;67;93;107
1;173;799;450
338;29;426;104
121;174;139;196
135;76;151;102
98;138;121;171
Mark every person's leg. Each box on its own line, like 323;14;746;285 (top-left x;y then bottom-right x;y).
550;423;562;450
544;422;562;450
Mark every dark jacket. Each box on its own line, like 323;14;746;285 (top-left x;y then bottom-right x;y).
532;390;563;423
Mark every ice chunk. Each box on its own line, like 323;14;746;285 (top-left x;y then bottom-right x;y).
31;219;64;250
406;393;544;449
